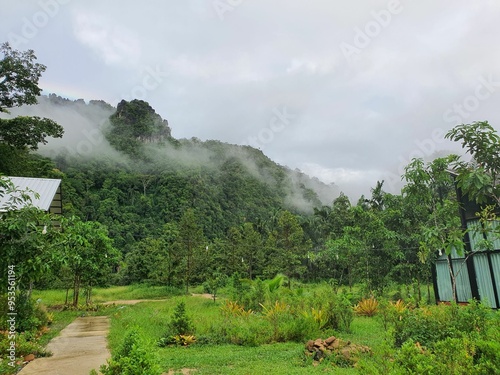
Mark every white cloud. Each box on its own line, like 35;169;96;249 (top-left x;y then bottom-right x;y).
3;0;500;200
298;162;384;198
72;12;141;66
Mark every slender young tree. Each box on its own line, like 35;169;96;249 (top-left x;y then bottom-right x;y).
240;222;263;279
60;216;120;306
266;210;310;286
177;208;205;294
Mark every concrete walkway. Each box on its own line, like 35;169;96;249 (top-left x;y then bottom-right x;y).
18;316;110;375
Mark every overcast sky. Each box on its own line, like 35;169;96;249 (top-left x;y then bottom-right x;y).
2;0;500;199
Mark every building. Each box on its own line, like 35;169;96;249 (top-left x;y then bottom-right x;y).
0;176;62;215
433;187;500;308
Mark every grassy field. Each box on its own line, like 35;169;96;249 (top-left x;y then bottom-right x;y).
28;284;388;374
4;279;497;375
31;284;180;306
103;294;383;374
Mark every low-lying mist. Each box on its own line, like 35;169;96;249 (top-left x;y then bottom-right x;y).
3;95;340;213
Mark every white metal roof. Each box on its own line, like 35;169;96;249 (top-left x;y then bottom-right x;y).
0;176;61;211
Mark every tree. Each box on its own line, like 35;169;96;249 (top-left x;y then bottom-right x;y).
60;216;120;306
240;222;263;279
324;203;399;293
325;228;364;290
0;176;64;294
0;116;63;151
446;121;500;264
403;156;465;302
0;43;45;111
445;121;500;207
380;192;432;300
0;43;64;151
225;226;244;276
265;210;310;285
177;209;206;293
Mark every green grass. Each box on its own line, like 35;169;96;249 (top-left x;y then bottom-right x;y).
106;297;221;350
32;284;182;306
32;284;426;374
159;342;357;374
0;282;447;375
104;296;383;374
31;289;69;306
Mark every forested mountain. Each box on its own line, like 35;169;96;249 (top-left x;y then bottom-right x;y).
40;96;338;242
1;95;338;262
2;91;498;295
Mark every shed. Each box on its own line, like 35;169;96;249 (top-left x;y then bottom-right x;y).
0;176;62;215
432;187;500;308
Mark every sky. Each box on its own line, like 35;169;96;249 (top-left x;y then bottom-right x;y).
2;0;500;199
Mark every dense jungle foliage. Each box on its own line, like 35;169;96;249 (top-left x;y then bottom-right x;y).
0;96;431;293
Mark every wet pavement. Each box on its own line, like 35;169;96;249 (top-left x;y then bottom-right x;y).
18;316;110;375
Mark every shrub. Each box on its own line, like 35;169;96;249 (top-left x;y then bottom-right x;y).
432;337;475;374
393;305;449;348
242;278;267;311
158;301;195;347
451;299;490;338
474;339;500;374
229;272;247;304
379;299;408;331
167;301;194;336
301;307;328;330
260;300;291;342
354;296;379;317
0;293;49;333
97;330;160;375
207;314;269;346
393;301;495;348
326;293;354;332
0;329;49;372
392;340;437;374
280;315;319;342
220;301;253;317
260;301;319;342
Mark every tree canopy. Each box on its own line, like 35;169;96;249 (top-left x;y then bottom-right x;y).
0;43;45;112
0;43;63;150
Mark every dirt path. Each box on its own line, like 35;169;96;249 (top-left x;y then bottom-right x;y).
18;316;110;375
191;293;214;300
101;298;167;305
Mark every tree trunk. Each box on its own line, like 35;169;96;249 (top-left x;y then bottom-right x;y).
185;252;190;294
427;283;431;304
86;284;93;305
447;257;457;303
73;274;80;307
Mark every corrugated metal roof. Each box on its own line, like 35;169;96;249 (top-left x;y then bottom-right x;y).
0;176;61;211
